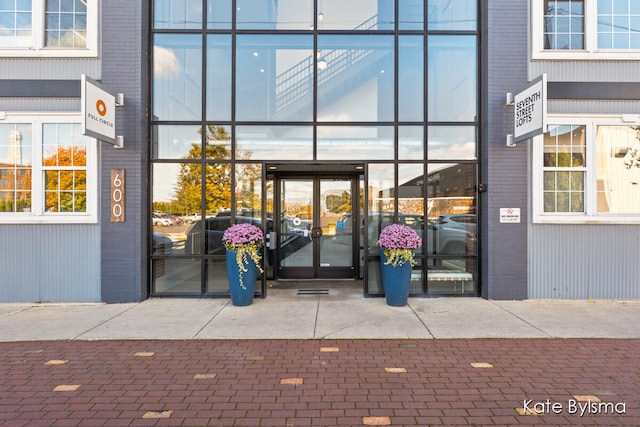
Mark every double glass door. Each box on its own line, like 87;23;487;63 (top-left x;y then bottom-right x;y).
277;176;357;279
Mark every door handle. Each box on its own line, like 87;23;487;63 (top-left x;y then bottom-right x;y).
311;227;323;238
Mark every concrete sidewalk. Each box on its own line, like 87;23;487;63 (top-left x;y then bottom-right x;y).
1;287;639;341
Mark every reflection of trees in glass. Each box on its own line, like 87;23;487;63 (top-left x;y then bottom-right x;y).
172;126;232;214
623;126;640;169
0;168;31;212
235;162;262;214
325;191;351;213
43;146;87;212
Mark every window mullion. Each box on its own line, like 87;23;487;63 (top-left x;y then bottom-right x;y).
585;121;596;215
32;119;44;216
32;1;44;50
584;0;597;52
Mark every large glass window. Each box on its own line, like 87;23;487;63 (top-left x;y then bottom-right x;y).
367;163;394;257
399;126;424;160
399;0;423;30
207;0;231;29
597;0;640;49
317;35;394;123
236;0;313;30
317;126;393;160
543;125;586;213
428;0;477;31
543;0;585;49
0;0;97;56
0;123;31;213
45;0;87;47
398;36;424;122
428;36;477;122
0;115;97;223
153;0;202;30
151;0;480;296
153;34;202;121
236;126;312;160
535;118;640;221
428;126;477;160
317;0;393;30
596;125;640;213
206;35;232;121
152;125;204;160
426;162;477;295
236;34;313;122
534;0;640;58
0;0;32;48
42;123;88;213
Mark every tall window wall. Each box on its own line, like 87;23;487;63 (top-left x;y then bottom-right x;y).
150;0;479;296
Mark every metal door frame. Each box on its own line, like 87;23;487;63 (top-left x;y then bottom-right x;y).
275;173;359;280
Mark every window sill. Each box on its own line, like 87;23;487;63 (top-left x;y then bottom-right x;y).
0;48;99;59
0;215;98;225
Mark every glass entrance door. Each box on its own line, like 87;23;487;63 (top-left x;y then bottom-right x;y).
278;177;356;279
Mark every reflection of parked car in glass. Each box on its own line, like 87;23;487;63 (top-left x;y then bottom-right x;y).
152;232;173;254
368;213;474;256
434;214;477;234
182;213;201;223
152;213;172;226
185;216;272;255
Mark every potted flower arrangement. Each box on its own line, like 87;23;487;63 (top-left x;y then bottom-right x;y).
377;223;422;306
222;223;265;306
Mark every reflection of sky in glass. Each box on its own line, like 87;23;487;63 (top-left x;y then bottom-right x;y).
153;163;181;202
399;126;424;160
153;125;202;159
318;0;393;30
237;0;313;29
317;126;393;160
428;0;477;31
428;126;476;160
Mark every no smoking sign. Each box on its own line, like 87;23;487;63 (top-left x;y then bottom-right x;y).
500;208;520;223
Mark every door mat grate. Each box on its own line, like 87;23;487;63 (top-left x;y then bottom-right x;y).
297;289;329;295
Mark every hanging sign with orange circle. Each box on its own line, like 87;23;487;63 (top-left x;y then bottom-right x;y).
81;74;117;143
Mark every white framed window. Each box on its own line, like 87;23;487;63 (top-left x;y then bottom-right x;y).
533;114;640;223
0;0;98;57
0;113;98;223
532;0;640;60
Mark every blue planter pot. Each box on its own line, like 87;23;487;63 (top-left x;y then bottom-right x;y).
226;249;258;306
380;251;412;307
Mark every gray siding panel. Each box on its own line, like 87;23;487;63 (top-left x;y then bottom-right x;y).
0;99;80;112
0;59;100;80
0;225;100;302
548;100;640;115
530;225;640;299
530;61;640;82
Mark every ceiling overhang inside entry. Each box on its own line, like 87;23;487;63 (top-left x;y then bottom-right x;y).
266;163;365;173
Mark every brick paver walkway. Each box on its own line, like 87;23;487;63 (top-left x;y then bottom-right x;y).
1;339;638;426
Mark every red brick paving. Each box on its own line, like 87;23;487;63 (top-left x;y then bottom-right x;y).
0;339;638;426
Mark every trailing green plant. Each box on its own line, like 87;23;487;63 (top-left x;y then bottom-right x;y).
377;223;422;267
222;223;265;289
